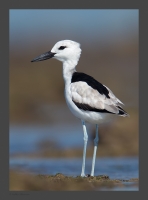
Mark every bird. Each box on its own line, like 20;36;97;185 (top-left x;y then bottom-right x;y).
31;40;129;177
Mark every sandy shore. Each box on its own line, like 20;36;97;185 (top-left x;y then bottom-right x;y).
9;170;138;191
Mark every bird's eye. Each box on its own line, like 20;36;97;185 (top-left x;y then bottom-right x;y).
58;46;66;50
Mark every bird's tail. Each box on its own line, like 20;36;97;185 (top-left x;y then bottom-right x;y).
117;106;130;117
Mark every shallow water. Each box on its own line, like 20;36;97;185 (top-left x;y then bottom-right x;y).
9;123;92;154
10;157;139;190
9;124;139;179
10;157;138;179
9;124;139;191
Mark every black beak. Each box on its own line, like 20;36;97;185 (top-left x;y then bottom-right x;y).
31;51;56;62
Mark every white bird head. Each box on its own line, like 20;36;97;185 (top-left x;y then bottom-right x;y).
31;40;82;64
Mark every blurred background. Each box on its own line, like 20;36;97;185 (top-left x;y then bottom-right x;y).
9;9;139;190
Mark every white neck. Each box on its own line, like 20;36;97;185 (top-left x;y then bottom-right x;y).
62;59;78;84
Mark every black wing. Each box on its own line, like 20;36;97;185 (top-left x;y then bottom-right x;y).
71;72;110;99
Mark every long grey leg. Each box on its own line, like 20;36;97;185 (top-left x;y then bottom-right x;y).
91;124;99;176
81;120;88;177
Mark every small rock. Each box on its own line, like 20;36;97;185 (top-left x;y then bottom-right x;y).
55;173;66;179
96;175;109;180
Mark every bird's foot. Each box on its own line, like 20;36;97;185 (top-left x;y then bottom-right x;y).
81;173;87;177
81;174;92;177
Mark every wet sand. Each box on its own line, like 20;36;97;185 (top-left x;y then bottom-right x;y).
9;171;138;191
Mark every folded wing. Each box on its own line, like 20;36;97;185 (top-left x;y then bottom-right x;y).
70;77;128;116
